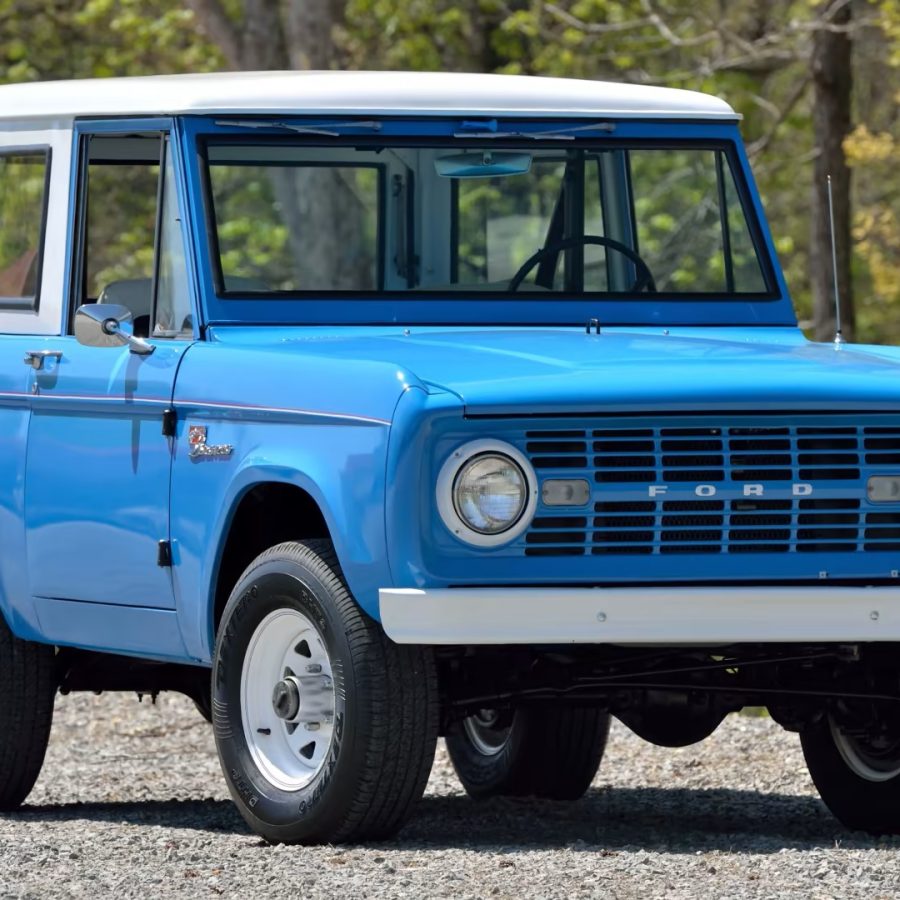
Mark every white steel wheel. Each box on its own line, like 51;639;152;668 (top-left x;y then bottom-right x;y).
462;709;513;757
240;608;336;792
830;717;900;783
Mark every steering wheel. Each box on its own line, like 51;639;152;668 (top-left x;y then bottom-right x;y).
508;235;657;293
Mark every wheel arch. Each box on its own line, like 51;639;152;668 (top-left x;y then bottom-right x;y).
209;481;333;641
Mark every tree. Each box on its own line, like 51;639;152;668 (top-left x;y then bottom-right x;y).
183;0;344;69
810;0;854;342
0;0;221;82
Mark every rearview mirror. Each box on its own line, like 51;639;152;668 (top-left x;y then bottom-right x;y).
434;151;532;179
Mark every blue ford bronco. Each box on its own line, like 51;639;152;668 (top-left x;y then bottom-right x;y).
2;71;900;843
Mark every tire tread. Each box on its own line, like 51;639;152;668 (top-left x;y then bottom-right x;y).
0;615;56;810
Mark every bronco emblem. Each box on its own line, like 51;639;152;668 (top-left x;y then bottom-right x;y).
188;425;233;460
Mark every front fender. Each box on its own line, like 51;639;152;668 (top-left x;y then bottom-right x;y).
171;418;392;662
169;342;421;662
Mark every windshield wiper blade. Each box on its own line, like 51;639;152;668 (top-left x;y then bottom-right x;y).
215;119;383;136
453;122;616;140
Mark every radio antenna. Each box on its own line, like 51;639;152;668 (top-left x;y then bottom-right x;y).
826;175;845;346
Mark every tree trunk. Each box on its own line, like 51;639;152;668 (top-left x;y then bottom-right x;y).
184;0;344;72
810;0;854;342
185;0;370;289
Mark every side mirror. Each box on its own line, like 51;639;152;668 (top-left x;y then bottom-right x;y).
74;304;155;356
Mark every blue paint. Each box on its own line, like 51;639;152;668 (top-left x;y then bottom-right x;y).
1;108;898;666
34;596;189;661
24;338;189;609
169;339;405;660
0;338;41;639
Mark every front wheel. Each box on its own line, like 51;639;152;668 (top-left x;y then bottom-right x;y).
446;706;609;800
213;540;438;844
801;714;900;834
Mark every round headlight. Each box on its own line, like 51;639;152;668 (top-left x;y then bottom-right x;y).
453;454;527;534
436;440;538;547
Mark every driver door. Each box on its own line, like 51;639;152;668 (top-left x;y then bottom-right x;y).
25;122;194;610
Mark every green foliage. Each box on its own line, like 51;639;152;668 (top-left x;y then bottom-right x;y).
0;153;46;296
2;0;899;340
0;0;221;83
342;0;491;71
210;161;380;290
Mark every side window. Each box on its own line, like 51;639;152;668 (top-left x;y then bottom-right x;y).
0;149;50;309
75;132;192;337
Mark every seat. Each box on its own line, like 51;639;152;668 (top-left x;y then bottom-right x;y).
97;277;153;318
97;278;152;336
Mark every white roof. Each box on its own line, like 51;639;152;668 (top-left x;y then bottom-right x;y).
0;71;738;122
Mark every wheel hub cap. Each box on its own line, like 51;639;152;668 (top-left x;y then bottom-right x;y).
272;678;301;720
240;607;337;792
463;708;514;756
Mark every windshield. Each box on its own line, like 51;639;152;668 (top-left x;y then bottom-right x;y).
204;140;771;299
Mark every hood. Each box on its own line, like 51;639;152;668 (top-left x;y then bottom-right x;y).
212;326;900;415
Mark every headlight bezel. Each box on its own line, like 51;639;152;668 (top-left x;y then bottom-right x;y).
436;439;538;547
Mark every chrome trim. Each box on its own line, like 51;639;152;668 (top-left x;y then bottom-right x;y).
23;349;62;371
180;400;390;427
436;439;538;548
74;304;155;356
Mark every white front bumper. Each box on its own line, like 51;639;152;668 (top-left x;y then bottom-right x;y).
378;586;900;645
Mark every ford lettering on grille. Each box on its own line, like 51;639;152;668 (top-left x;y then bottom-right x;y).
647;483;813;498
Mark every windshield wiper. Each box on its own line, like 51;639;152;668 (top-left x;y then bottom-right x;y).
452;122;616;140
215;119;383;137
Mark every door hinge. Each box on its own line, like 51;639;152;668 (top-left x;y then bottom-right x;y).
162;408;177;438
157;540;172;568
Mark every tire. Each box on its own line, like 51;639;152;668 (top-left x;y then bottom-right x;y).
0;613;56;810
801;715;900;834
446;706;610;800
212;540;438;844
192;695;213;724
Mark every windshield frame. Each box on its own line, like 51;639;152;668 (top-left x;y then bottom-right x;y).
181;115;797;328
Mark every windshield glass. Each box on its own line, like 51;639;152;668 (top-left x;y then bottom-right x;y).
205;141;770;298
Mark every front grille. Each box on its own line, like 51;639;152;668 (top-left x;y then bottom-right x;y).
523;421;900;558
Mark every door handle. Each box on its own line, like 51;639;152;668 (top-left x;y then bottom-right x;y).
24;350;63;371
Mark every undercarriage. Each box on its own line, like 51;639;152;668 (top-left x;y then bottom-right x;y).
437;643;900;746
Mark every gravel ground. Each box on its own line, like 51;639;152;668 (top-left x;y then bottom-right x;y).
2;693;900;899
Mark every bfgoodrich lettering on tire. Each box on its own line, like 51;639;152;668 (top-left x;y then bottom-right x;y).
212;540;438;844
